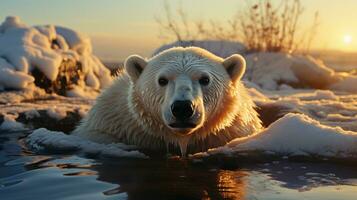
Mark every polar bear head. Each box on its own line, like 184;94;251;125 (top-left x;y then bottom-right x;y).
125;47;246;139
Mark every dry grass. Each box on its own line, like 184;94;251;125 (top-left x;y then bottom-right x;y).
156;0;319;53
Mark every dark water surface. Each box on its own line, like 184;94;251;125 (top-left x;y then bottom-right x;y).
0;130;356;200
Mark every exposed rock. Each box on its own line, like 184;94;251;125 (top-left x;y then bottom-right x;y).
32;59;85;95
16;109;82;133
255;103;289;127
0;114;4;126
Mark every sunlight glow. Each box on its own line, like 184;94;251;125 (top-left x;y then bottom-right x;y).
343;35;352;44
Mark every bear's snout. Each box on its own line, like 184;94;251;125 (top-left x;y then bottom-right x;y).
171;100;194;121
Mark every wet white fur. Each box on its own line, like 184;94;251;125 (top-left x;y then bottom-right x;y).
73;47;262;154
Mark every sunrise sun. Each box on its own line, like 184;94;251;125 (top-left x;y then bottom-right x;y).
343;35;352;44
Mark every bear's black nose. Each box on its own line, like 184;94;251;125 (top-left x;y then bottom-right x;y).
171;100;194;121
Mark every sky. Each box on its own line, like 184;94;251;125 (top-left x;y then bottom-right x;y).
1;0;357;61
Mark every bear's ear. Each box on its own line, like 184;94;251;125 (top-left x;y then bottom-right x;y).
125;55;148;82
222;54;246;83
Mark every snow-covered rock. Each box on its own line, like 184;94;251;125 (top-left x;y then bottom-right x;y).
153;40;246;58
0;16;112;96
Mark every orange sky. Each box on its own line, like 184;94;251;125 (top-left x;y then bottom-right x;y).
1;0;357;61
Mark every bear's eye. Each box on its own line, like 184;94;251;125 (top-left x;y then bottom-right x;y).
199;76;210;86
158;77;168;86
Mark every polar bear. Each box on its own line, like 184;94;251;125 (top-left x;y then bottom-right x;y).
73;47;262;155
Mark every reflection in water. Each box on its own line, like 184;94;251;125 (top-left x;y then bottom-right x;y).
1;130;357;200
216;171;246;200
63;170;97;176
93;159;247;200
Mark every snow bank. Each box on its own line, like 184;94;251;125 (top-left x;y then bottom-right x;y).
251;88;357;132
26;128;147;158
244;53;339;90
330;74;357;93
244;52;357;93
199;113;357;158
291;55;340;88
0;16;112;95
153;40;246;58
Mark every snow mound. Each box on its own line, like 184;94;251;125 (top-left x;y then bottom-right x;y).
244;52;357;93
202;113;357;158
26;128;147;158
330;74;357;93
244;53;339;90
0;16;112;95
153;40;246;58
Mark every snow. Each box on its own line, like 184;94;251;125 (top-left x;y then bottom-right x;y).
46;107;67;120
294;90;339;101
0;87;46;104
55;26;92;55
330;75;357;93
193;113;357;158
189;83;357;159
290;55;338;88
153;40;246;58
26;128;147;158
0;89;93;132
244;52;357;93
66;85;101;98
0;16;112;94
244;52;338;90
0;114;26;131
245;52;299;90
256;89;357;132
24;109;41;119
227;113;357;157
0;67;34;89
0;16;26;33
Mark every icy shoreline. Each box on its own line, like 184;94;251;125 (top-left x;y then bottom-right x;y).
1;86;356;160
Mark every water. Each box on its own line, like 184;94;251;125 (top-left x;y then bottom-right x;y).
1;130;356;200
